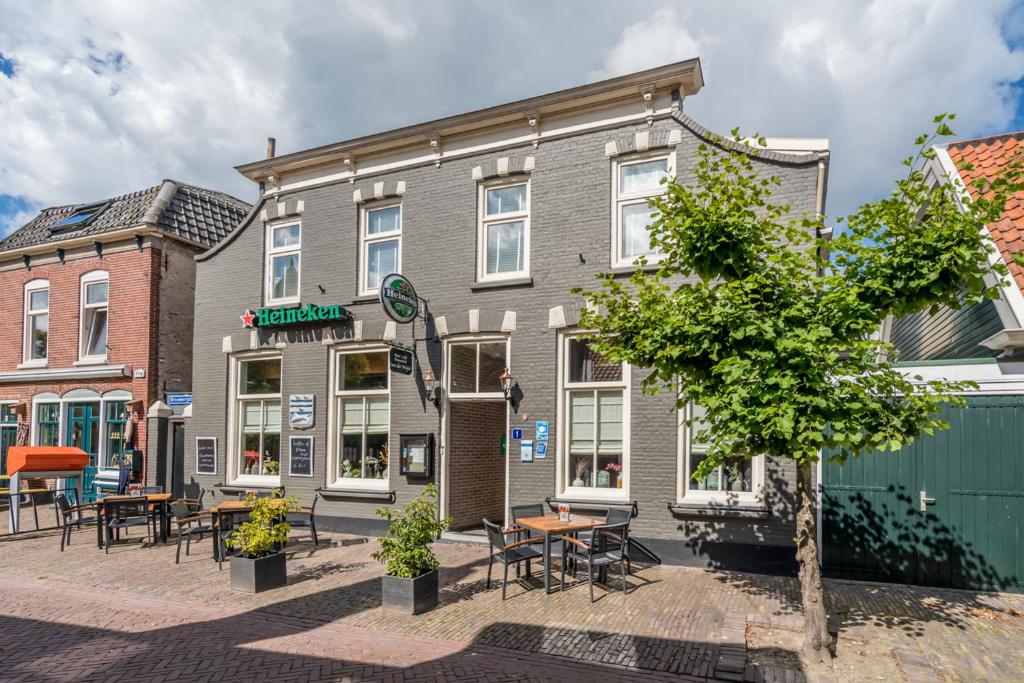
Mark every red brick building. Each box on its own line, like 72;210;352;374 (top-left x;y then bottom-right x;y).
0;181;249;495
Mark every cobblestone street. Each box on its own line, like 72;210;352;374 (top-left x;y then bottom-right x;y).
0;518;1022;682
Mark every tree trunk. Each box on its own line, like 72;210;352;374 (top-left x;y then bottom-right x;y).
795;458;833;661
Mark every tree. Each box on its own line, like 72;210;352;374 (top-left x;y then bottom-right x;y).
576;117;1023;660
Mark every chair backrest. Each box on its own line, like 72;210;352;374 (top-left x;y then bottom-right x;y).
605;506;633;527
170;500;191;521
107;496;148;517
593;520;630;553
510;503;544;523
54;493;71;517
182;482;201;500
482;518;508;552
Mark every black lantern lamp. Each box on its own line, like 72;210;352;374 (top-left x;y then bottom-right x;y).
424;368;440;406
500;367;514;402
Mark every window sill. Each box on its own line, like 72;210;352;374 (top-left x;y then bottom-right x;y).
73;357;108;367
228;476;282;488
326;479;390;491
17;360;48;370
351;294;379;304
668;500;770;519
316;486;395;501
559;487;630;503
608;262;662;276
264;298;300;309
470;276;533;292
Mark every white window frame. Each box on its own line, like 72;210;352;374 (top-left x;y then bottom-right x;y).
446;337;510;400
556;331;630;502
22;279;50;366
676;404;764;504
265;220;301;306
611;151;676;268
359;201;402;296
78;270;109;363
228;352;283;485
326;345;391;491
477;178;530;282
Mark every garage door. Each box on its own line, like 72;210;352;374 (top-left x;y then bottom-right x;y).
822;395;1024;592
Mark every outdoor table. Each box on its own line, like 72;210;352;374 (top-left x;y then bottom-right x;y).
515;513;604;594
209;500;252;561
95;493;173;549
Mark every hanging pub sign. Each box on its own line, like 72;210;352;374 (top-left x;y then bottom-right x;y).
389;347;414;375
240;303;351;329
379;273;420;324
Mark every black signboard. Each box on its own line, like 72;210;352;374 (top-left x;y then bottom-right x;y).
389;347;414;375
196;437;217;475
289;436;314;477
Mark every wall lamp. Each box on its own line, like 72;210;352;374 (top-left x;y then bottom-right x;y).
423;368;441;407
500;367;514;402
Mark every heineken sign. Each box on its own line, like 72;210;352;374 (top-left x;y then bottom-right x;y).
241;303;350;329
379;272;420;324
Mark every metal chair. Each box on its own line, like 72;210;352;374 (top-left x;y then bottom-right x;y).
560;520;631;602
181;483;207;513
169;501;214;564
286;494;319;546
483;518;543;600
54;493;96;552
103;497;152;553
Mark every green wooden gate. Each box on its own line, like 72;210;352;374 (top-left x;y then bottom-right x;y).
822;395;1024;593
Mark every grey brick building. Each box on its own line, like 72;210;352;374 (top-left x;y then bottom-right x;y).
184;59;830;570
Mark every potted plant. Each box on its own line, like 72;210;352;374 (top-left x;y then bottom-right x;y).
572;458;589;487
225;492;301;593
605;462;623;488
373;484;451;614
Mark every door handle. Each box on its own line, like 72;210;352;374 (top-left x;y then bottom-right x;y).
919;490;936;512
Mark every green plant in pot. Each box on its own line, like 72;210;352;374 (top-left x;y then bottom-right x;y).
373;483;451;614
225;492;301;593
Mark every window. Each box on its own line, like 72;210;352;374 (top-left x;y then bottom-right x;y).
51;202;106;232
80;272;109;360
104;401;128;468
478;180;529;280
613;154;674;267
561;336;628;496
448;340;508;397
333;350;389;486
679;403;763;501
24;280;49;363
235;357;282;479
360;203;401;295
35;403;59;447
0;404;17;477
266;221;301;304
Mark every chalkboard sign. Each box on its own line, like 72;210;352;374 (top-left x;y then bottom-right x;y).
289;436;314;477
196;437;218;475
389;347;413;375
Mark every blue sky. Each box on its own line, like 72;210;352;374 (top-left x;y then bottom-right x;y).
1;0;1023;236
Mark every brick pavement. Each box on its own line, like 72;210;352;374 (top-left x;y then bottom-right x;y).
0;513;1023;682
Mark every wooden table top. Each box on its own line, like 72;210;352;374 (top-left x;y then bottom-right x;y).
516;514;604;534
210;500;252;513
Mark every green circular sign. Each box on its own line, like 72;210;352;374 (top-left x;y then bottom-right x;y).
379;272;419;324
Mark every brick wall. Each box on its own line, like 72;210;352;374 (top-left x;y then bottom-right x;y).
447;400;506;530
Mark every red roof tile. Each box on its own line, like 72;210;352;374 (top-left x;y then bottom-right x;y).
947;133;1024;296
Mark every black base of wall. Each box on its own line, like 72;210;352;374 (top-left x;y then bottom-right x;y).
315;513;797;576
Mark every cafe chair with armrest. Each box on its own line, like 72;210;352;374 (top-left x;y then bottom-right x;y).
560;520;631;602
103;497;152;553
483;518;544;600
508;503;546;577
180;484;207;514
285;493;319;546
54;493;97;552
169;501;214;564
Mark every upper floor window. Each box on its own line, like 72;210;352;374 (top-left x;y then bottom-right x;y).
478;180;529;281
266;221;301;305
561;335;629;498
23;280;49;363
678;403;763;503
612;153;674;268
80;271;109;361
360;203;401;295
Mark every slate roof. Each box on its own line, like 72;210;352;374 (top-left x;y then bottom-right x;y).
0;180;251;254
946;133;1024;295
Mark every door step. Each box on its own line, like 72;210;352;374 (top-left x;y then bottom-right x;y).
439;530;488;546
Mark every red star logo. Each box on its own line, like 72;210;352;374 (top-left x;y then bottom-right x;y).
240;310;256;329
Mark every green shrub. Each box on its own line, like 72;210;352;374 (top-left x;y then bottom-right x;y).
372;484;451;578
225;492;301;559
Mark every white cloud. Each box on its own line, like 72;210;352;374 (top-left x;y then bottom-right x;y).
0;0;1021;234
594;0;1024;215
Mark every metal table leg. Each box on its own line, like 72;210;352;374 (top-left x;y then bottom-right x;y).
543;531;551;594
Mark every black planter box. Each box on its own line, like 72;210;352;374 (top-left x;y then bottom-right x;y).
230;551;287;593
381;569;438;614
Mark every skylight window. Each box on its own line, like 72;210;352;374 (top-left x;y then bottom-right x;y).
50;202;107;232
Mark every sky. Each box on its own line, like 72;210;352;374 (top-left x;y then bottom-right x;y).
1;0;1023;236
